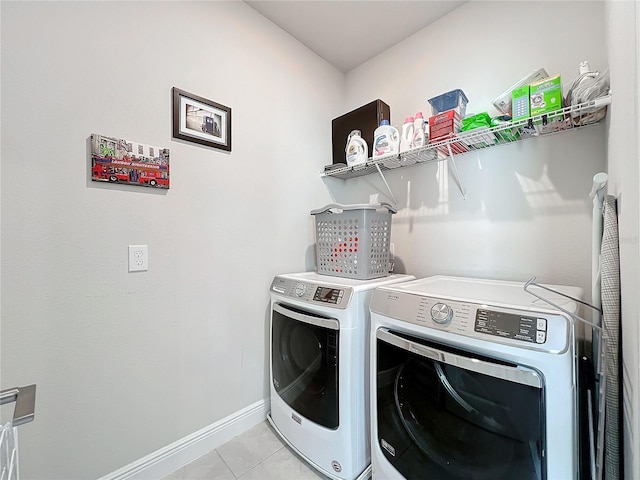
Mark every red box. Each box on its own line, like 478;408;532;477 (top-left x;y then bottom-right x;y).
428;110;468;155
434;140;469;156
429;110;462;142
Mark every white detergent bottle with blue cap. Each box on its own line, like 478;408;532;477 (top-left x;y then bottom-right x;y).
345;130;368;167
372;120;399;158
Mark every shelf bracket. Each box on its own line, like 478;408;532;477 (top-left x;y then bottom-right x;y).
446;143;466;199
320;175;340;204
374;163;398;206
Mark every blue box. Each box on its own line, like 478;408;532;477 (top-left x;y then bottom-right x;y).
428;89;469;118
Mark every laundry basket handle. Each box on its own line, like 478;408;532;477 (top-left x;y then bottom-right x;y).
310;202;397;215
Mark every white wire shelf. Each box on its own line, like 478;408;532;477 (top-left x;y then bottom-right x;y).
322;95;612;180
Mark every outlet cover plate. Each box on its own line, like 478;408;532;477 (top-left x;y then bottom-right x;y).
128;245;148;272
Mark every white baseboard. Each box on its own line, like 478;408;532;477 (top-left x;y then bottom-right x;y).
99;398;269;480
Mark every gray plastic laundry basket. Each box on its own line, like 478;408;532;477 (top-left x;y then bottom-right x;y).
311;203;396;280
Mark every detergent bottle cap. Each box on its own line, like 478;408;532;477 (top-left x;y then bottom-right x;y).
404;116;414;124
380;119;390;126
579;61;591;75
414;112;424;119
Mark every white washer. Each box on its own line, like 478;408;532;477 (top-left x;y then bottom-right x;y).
268;272;415;480
369;275;585;480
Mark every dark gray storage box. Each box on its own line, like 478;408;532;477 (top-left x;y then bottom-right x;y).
331;100;390;165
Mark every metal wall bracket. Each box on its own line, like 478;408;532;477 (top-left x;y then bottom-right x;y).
445;143;466;199
0;384;36;427
374;163;398;206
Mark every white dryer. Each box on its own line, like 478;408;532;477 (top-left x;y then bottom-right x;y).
369;275;586;480
268;272;414;480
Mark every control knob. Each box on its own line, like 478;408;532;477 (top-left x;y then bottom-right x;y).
431;302;453;325
294;283;307;297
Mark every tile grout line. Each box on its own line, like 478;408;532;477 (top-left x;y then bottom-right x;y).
215;448;240;480
234;442;286;480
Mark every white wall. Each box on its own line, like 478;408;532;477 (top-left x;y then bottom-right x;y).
0;2;341;478
605;1;640;478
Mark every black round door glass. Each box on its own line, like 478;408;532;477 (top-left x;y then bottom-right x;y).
272;306;339;429
376;332;545;480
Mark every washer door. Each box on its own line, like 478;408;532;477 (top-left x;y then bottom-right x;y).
376;328;545;480
271;302;339;429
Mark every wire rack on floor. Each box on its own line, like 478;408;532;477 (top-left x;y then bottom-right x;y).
0;385;36;480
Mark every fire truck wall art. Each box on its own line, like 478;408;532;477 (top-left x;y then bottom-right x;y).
91;134;170;189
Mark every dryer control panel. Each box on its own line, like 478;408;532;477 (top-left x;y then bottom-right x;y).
475;309;548;344
270;277;352;309
370;291;570;353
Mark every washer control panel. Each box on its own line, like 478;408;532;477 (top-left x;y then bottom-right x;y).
271;277;352;309
312;286;344;304
474;309;547;344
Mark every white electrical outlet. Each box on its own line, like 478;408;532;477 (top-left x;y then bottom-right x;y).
128;245;148;272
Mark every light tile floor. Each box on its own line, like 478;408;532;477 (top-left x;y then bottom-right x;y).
162;421;330;480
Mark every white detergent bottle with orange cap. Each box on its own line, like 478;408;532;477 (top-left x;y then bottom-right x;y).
412;112;426;148
345;130;368;167
372;120;399;158
399;116;414;153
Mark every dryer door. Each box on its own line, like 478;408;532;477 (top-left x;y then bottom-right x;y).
375;328;546;480
271;302;340;429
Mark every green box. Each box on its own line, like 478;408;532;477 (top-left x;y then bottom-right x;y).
511;85;531;120
529;74;562;117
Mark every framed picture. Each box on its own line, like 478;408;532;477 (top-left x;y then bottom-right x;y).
90;133;170;189
172;87;231;152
